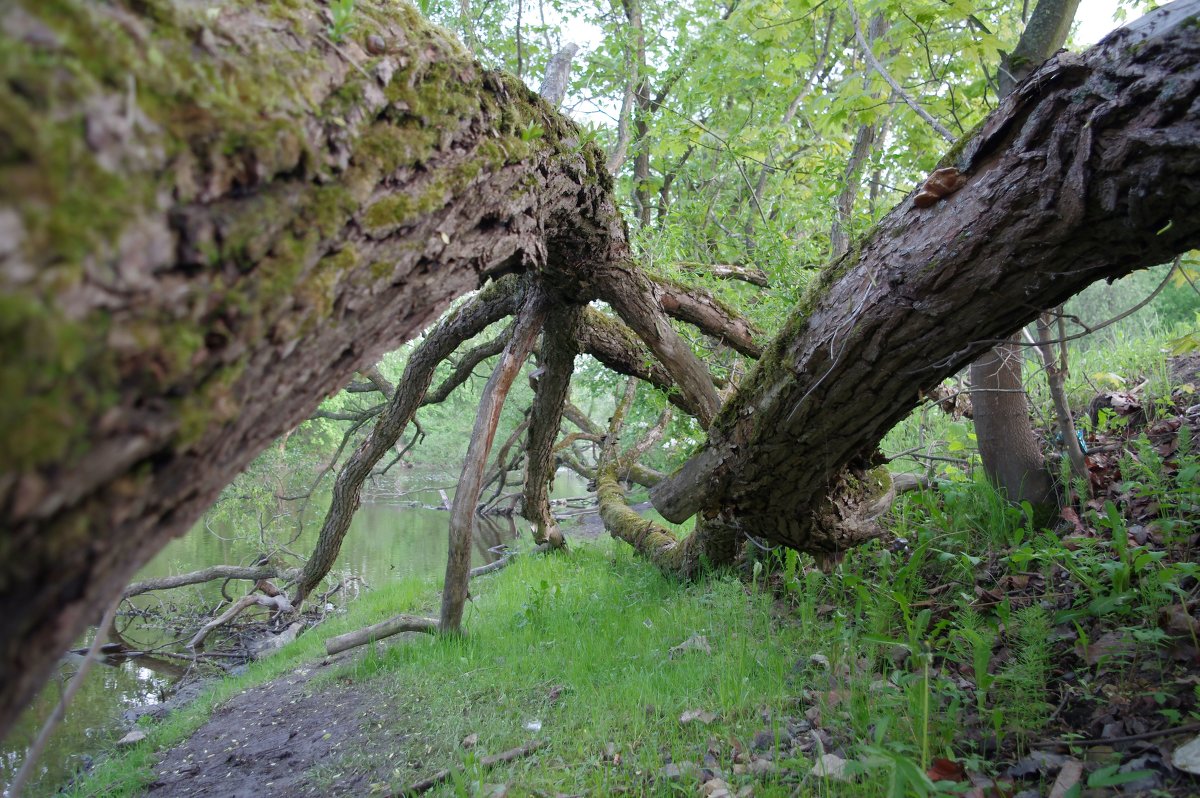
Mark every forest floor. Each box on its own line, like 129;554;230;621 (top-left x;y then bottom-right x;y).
66;355;1200;797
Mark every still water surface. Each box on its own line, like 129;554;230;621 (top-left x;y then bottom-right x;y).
2;471;589;795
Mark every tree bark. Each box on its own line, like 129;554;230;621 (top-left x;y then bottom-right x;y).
293;277;522;604
522;305;582;544
0;0;1198;741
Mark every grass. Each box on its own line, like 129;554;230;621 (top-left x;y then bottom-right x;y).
59;307;1200;796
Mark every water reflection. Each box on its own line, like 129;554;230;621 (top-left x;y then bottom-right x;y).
1;471;588;796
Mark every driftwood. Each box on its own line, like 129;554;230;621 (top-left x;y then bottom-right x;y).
324;613;439;656
188;593;294;651
123;565;293;598
397;740;546;796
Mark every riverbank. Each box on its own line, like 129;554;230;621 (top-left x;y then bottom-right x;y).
65;540;814;796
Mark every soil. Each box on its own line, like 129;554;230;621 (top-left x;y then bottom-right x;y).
146;656;412;797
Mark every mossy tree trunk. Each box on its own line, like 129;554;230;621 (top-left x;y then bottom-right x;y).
1;0;1199;741
0;0;625;737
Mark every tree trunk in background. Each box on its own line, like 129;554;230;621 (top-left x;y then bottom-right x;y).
968;0;1082;507
970;343;1057;505
829;13;888;259
0;0;1197;740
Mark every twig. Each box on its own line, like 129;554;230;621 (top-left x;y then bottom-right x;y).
8;598;122;798
1036;721;1200;749
396;740;546;796
848;0;955;142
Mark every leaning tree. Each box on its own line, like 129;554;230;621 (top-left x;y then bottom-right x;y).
1;0;1198;739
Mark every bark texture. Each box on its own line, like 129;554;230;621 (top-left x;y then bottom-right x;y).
293;277;522;603
521;305;582;544
442;281;550;633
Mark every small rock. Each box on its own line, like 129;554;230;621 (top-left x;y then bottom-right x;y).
461;732;478;749
117;730;147;746
680;709;717;725
659;761;697;780
701;778;732;796
1173;734;1200;774
751;730;775;751
810;753;850;781
670;634;713;658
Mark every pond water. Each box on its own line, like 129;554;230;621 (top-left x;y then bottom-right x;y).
1;469;591;795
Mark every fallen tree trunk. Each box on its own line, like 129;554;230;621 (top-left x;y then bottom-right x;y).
324;614;439;656
0;0;627;735
188;593;294;651
648;5;1200;554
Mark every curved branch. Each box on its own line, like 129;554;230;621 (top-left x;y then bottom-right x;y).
442;280;551;632
124;565;293;599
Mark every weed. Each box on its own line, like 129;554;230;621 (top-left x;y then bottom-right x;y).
328;0;356;42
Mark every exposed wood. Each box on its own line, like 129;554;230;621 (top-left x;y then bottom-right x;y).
188;593;293;651
324;614;438;656
442;281;550;633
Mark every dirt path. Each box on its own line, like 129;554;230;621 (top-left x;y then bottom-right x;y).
146;661;409;797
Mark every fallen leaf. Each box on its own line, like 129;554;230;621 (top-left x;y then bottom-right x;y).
1047;758;1082;798
926;757;966;783
1172;734;1200;775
